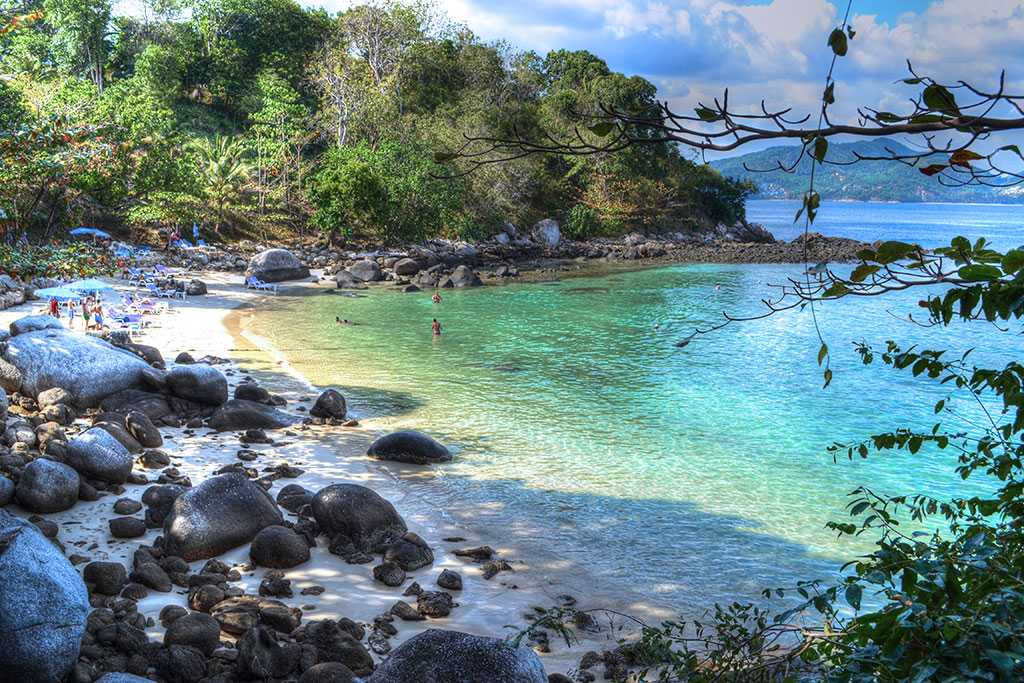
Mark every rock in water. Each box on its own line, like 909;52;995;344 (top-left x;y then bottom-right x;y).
15;458;79;513
3;328;151;406
449;265;483;288
367;629;547;683
208;399;295;431
0;509;89;682
310;389;347;420
65;426;133;484
166;364;229;405
9;314;63;336
531;218;561;247
312;484;408;553
163;473;284;561
367;430;452;465
246;249;310;283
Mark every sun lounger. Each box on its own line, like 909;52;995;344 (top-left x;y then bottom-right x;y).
246;276;279;294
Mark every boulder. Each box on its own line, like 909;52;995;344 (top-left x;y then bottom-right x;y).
0;356;21;393
0;509;89;682
276;484;313;513
384;532;434;571
367;629;547;683
393;258;422;276
210;595;300;636
0;475;13;506
246;249;310;283
166;364;228;406
3;328;151;406
94;420;143;454
235;382;272;404
123;342;164;368
164;612;222;656
83;561;128;595
65;427;133;484
531;218;561;247
312;484;407;553
300;662;358;683
250;525;311;568
15;458;79;513
95;674;152;683
310;389;347;420
236;625;299;679
347;260;381;282
186;279;208;296
334;271;365;289
9;314;63;337
208;399;296;431
304;620;374;676
142;484;188;526
163;473;284;561
449;265;483;288
126;410;163;448
367;430;452;465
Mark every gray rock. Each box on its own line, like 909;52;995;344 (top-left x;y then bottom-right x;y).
83;560;128;595
236;625;299;679
437;569;463;590
334;271;365;289
65;427;133;484
0;356;21;393
186;279;208;296
166;364;228;405
300;662;358;683
142;484;188;526
164;611;222;656
250;525;311;568
276;484;313;513
393;258;422;276
531;218;561;247
15;458;79;513
37;386;73;407
208;399;296;431
247;249;310;283
235;382;272;404
0;509;89;682
163;473;284;561
312;484;407;554
95;674;152;683
126;410;162;448
304;619;374;676
3;328;151;406
449;264;483;288
347;259;381;282
109;516;146;538
384;532;434;571
310;389;347;420
368;629;546;683
0;475;13;506
367;430;452;465
9;314;63;336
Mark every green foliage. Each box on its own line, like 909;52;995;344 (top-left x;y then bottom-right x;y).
0;242;115;279
565;204;599;240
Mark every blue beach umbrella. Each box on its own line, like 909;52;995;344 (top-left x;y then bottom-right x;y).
33;286;81;300
66;278;114;293
69;227;112;239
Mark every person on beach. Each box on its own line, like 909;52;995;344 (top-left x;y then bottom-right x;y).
82;304;92;330
49;297;58;317
432;318;441;336
432;292;442;304
66;301;76;329
93;304;104;330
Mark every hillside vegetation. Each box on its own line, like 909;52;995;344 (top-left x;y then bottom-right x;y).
0;0;752;245
711;139;1024;203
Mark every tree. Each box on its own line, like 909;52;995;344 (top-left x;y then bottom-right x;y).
190;135;250;234
245;69;309;212
44;0;111;91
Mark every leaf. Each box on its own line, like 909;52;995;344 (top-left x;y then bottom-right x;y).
922;84;959;115
949;148;983;168
844;583;862;610
998;144;1023;159
695;106;720;122
958;264;1002;282
875;241;916;264
827;28;848;56
818;343;829;366
1001;248;1024;275
919;164;946;176
850;264;880;282
823;282;848;298
822;367;833;389
822;83;835;105
812;137;828;163
588;121;615;137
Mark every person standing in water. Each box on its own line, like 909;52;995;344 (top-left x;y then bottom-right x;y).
432;292;442;304
431;318;441;336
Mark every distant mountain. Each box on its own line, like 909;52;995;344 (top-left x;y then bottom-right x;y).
710;139;1024;203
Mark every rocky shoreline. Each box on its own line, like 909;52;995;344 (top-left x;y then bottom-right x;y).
0;274;659;683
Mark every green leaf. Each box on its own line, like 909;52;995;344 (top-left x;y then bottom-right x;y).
695;106;720;122
958;264;1002;282
823;282;848;298
922;84;959;115
822;367;833;388
850;264;880;282
588;121;615;137
812;136;828;163
827;28;848;56
817;343;828;366
875;241;916;264
844;583;862;610
1001;248;1024;275
822;82;835;105
998;143;1023;159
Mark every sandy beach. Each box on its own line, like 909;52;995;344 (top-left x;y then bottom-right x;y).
0;270;663;678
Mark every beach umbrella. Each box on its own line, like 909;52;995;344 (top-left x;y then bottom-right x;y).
66;278;114;293
69;227;112;239
33;286;81;300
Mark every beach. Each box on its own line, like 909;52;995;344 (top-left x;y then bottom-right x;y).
0;270;664;678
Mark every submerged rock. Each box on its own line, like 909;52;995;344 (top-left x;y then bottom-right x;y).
0;509;89;682
367;430;452;465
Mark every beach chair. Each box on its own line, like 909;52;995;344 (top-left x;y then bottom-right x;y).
246;276;279;294
146;283;176;299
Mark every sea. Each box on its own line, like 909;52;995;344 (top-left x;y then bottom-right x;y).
244;200;1024;616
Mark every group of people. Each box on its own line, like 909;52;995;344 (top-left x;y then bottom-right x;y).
49;296;105;331
335;290;445;336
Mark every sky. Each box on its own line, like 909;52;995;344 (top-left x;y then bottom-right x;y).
304;0;1024;159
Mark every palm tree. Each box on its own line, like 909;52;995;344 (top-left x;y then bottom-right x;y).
190;136;250;235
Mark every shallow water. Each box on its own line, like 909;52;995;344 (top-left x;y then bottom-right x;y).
248;203;1023;615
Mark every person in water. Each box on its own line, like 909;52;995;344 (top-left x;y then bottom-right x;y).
431;318;441;336
432;292;442;304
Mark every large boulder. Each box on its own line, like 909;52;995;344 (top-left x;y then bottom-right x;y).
0;509;89;682
163;473;284;561
208;399;296;431
334;271;365;289
531;218;561;247
166;364;228;406
367;430;452;465
312;484;407;553
3;328;151;406
367;629;546;683
15;458;79;513
250;525;311;568
347;260;381;282
246;249;310;283
393;258;422;276
9;314;63;336
65;427;133;484
310;389;347;421
448;265;483;288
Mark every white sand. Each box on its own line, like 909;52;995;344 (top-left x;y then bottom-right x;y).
0;271;655;676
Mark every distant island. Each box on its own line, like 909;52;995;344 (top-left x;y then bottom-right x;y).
711;139;1024;204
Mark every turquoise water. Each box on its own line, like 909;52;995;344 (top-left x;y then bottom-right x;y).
249;202;1023;614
